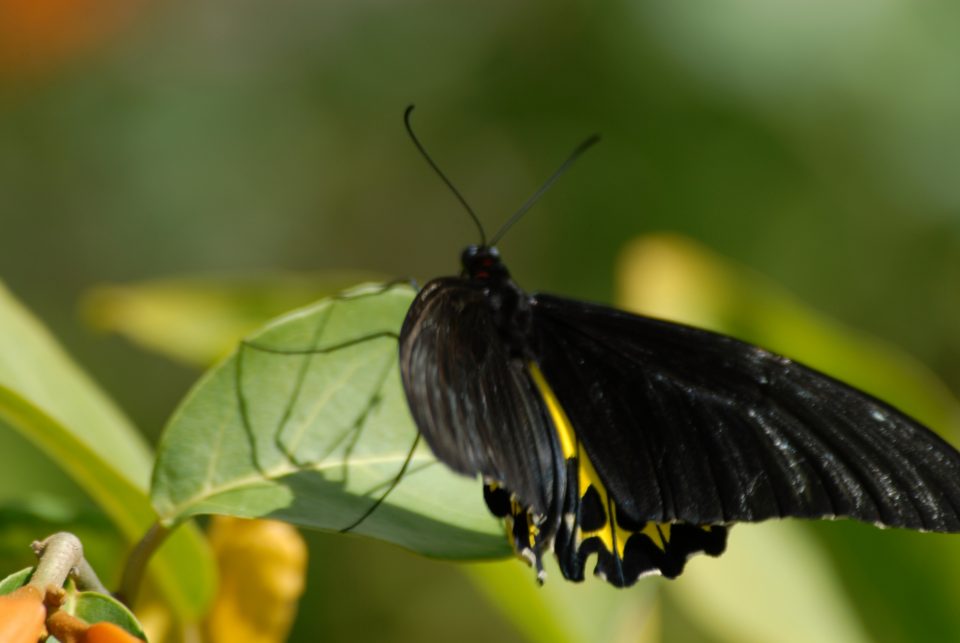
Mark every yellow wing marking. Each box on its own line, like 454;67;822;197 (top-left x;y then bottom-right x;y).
528;362;576;459
528;362;648;559
643;522;670;550
578;451;634;557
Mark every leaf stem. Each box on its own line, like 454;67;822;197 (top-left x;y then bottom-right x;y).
117;522;172;607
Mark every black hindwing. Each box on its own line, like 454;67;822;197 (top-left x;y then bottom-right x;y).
531;293;960;532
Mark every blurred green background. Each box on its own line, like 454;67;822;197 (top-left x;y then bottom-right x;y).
3;0;960;641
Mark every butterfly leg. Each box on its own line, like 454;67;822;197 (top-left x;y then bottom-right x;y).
483;482;552;583
233;281;417;529
235;328;401;466
338;432;422;533
236;280;415;463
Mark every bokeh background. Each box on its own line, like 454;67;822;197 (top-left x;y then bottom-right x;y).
3;0;960;641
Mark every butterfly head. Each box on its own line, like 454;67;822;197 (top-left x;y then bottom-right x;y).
461;245;510;282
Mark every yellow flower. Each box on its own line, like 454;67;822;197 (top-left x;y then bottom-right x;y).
205;517;308;643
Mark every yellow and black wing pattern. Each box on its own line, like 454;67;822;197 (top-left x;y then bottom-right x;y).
399;249;960;588
483;360;728;586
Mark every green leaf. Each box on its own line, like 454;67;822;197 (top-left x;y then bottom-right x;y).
0;418;94;509
83;272;381;367
69;590;147;640
0;567;32;594
0;417;123;579
151;283;507;558
0;282;215;620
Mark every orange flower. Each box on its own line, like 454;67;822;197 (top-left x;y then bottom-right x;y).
84;621;146;643
0;0;143;77
0;585;47;643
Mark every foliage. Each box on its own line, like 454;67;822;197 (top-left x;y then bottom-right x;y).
3;229;958;640
4;1;960;637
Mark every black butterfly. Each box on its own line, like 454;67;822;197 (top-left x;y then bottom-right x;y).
396;107;960;588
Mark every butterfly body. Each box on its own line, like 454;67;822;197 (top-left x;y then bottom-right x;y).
401;246;734;586
398;243;960;588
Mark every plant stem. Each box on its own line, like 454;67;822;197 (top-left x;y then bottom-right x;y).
73;557;110;595
29;532;83;592
117;522;172;607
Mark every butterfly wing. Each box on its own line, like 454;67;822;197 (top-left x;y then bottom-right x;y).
532;293;960;532
399;278;565;525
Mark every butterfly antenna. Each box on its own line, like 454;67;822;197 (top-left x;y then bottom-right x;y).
404;105;487;246
489;134;600;246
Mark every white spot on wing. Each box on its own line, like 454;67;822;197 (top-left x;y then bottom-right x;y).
870;408;888;422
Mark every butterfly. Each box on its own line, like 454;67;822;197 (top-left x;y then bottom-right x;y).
395;107;960;588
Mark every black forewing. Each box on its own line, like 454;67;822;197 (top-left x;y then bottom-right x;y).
399;278;564;517
532;293;960;531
